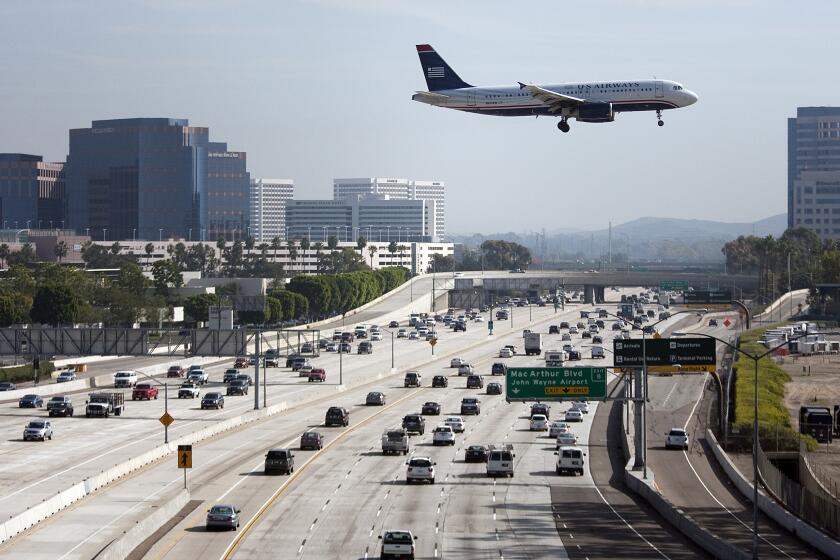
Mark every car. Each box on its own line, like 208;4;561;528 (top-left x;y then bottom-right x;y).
555;446;586;476
264;448;295;475
421;401;441;415
298;363;314;376
371;331;383;341
474;316;484;323
206;504;240;531
408;331;419;340
432;425;455;446
402;414;426;435
503;344;517;354
19;394;43;408
531;403;550;418
325;406;349;427
466;375;484;389
549;421;571;438
569;326;579;335
188;364;203;372
444;416;465;433
465;445;488;462
227;379;249;395
432;375;448;388
571;401;590;414
405;456;436;484
397;329;408;338
366;391;386;406
223;368;240;383
178;382;200;399
404;371;421;388
581;331;592;339
166;365;185;378
46;396;74;417
593;335;604;344
567;350;582;361
379;530;418;560
555;432;579;447
234;357;249;369
300;343;314;354
300;431;324;450
354;328;368;339
564;409;583;422
486;382;502;395
548;325;560;334
460;397;481;415
530;414;549;431
389;320;400;328
358;341;374;354
642;325;655;334
612;322;623;331
449;357;465;369
561;333;572;342
23;419;52;441
665;428;689;450
560;321;570;329
498;347;513;358
453;321;467;332
55;369;77;384
291;357;311;371
318;338;330;349
201;392;225;409
491;362;507;376
187;369;208;385
338;342;352;353
325;341;338;352
708;318;719;327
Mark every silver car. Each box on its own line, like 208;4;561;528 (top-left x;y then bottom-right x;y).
23;420;53;441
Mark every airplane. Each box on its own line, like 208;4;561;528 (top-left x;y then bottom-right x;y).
412;44;698;133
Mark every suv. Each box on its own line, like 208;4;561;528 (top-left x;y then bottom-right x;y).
450;357;465;368
379;530;418;560
47;396;74;417
548;325;560;334
458;363;474;376
405;457;436;484
665;428;689;450
432;375;448;388
486;382;502;395
325;406;349;427
460;397;480;415
491;362;506;376
466;375;484;389
264;449;294;475
226;379;249;396
223;369;240;383
421;401;441;415
404;371;421;388
432;425;455;446
402;414;426;435
358;341;373;355
300;431;324;450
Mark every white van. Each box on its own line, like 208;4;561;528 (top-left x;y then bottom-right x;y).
486;444;515;477
555;446;586;476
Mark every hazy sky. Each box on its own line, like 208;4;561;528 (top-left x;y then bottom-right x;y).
1;0;837;234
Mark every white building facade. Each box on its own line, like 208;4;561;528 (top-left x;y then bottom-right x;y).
249;178;294;242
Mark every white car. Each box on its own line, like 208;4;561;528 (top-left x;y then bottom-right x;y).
555;432;579;447
56;370;77;383
665;428;689;450
555;446;586;476
562;343;574;353
571;401;590;414
549;421;571;438
379;530;418;559
474;316;484;323
417;327;429;337
450;357;465;368
529;414;549;431
23;419;53;441
397;329;407;338
499;348;513;358
113;370;138;388
325;341;338;352
564;409;583;422
444;416;465;433
457;363;474;376
370;331;383;341
408;331;419;340
405;456;436;484
433;425;455;445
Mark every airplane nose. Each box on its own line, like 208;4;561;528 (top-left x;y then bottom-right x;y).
684;89;699;106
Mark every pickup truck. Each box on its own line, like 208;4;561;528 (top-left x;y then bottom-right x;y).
187;369;208;385
381;429;409;455
113;371;138;388
85;392;125;417
178;382;200;399
132;383;159;400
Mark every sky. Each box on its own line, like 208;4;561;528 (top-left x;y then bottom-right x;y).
1;0;838;235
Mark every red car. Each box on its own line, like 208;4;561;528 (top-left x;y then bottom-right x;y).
308;368;326;383
166;365;184;378
234;357;249;369
132;383;159;400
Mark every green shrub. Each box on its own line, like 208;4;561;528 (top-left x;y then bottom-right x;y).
0;361;55;384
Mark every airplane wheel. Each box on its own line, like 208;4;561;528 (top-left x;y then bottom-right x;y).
558;121;570;133
658;120;664;127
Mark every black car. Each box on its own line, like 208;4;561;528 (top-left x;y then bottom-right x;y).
402;414;426;435
46;396;74;417
486;382;502;395
491;363;507;376
300;431;324;450
201;392;225;409
548;325;560;334
339;342;352;354
206;504;240;531
389;320;400;328
593;335;603;344
421;401;441;415
453;321;466;332
612;322;622;331
358;341;373;355
466;375;484;389
0;382;17;391
366;391;386;406
531;403;550;418
264;448;294;475
709;318;719;327
596;320;605;329
286;353;302;368
235;374;253;386
325;406;349;427
460;397;480;415
581;331;592;339
642;325;655;334
465;445;488;462
432;375;448;388
568;350;581;361
226;380;249;396
560;322;570;329
19;394;44;408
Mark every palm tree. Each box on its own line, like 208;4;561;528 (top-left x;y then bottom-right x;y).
312;242;324;275
356;235;367;256
54;241;68;263
144;242;154;266
327;235;338;252
388;240;398;265
286;238;297;275
0;243;10;269
271;236;281;264
299;237;310;272
368;245;378;269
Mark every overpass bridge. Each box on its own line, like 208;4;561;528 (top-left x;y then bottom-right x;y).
446;270;759;307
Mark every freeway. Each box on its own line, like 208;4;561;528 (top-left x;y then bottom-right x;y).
2;289;660;559
644;316;825;558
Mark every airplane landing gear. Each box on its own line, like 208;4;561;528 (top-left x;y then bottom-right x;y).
557;119;570;133
656;109;664;127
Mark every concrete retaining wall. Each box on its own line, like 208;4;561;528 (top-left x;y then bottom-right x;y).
98;489;191;560
706;429;840;558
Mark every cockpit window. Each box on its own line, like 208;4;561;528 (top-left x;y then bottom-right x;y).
672;85;683;90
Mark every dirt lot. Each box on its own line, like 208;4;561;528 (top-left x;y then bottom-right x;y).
779;352;840;483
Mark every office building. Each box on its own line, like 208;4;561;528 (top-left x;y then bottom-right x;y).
286;197;433;243
250;178;294;242
0;154;65;230
333;177;446;240
788;107;840;239
66;118;249;241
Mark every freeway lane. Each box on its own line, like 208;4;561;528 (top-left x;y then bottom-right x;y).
646;319;826;559
5;292;628;558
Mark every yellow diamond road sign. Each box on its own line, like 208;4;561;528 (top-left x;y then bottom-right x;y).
429;338;438;347
159;412;174;427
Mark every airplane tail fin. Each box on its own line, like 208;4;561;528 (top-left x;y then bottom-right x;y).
416;44;472;91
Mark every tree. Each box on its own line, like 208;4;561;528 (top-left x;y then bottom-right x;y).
398;245;409;273
0;244;9;268
429;254;454;272
271;236;281;264
117;262;148;296
0;291;32;326
110;241;122;255
184;293;219;323
357;235;367;255
327;235;338;252
7;243;36;266
30;285;87;326
151;260;183;296
144;242;154;265
299;237;310;272
287;239;298;274
368;245;378;268
53;241;69;263
387;240;398;264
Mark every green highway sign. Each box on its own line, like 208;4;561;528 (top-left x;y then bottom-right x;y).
684;290;731;304
660;280;688;291
506;367;607;401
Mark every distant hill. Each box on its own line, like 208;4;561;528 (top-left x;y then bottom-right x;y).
588;213;787;241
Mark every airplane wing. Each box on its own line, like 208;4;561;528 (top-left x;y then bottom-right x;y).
519;83;584;113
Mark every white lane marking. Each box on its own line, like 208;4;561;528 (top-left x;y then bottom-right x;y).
592;484;670;559
217;435;297;501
